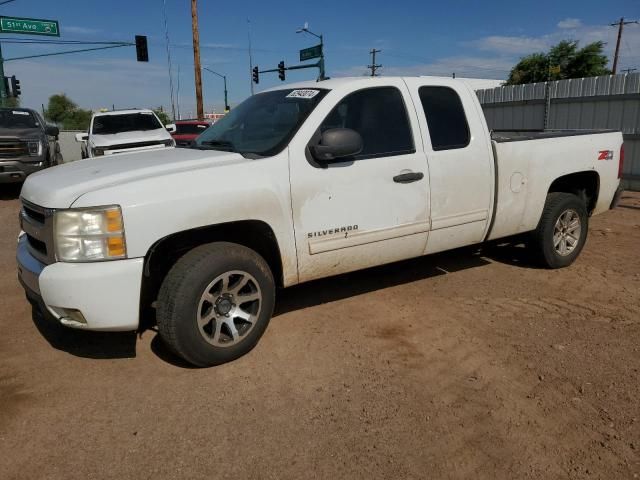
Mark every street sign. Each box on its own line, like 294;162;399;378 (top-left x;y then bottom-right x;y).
0;16;60;37
300;44;322;62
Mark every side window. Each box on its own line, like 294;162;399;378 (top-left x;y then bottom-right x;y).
319;86;414;160
418;86;470;151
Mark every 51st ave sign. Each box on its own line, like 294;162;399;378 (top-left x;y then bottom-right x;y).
0;16;60;36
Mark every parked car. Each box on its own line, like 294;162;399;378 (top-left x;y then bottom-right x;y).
0;108;61;183
76;109;176;158
18;76;624;367
171;120;211;147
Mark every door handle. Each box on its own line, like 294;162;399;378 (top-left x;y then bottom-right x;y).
393;172;424;183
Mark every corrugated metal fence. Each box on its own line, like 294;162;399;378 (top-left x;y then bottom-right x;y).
476;73;640;191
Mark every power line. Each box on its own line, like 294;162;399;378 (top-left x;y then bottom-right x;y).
368;48;381;76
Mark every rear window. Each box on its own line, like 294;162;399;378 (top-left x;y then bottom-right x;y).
418;86;470;151
92;112;162;135
175;123;209;135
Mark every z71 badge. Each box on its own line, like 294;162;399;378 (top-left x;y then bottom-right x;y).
598;150;614;161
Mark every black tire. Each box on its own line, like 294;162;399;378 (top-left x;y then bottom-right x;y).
532;192;588;269
156;242;275;367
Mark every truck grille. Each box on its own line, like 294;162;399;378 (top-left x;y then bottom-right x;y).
106;140;166;151
20;199;55;265
0;140;29;158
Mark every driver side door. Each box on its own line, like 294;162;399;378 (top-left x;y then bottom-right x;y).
288;81;430;283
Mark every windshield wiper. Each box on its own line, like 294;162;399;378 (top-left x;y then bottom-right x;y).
198;140;236;152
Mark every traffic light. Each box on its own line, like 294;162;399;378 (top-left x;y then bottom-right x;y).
10;76;21;97
135;35;149;62
252;66;259;84
278;61;285;81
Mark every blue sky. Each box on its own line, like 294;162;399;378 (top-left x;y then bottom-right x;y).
2;0;639;116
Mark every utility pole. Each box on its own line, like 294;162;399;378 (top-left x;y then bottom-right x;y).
368;49;381;76
610;17;639;74
191;0;204;120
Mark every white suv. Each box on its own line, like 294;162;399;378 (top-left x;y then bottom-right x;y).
76;109;176;158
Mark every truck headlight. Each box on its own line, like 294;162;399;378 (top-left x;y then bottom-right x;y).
28;140;42;156
54;206;127;262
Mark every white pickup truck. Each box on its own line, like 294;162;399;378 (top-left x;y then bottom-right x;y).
17;77;624;367
76;109;176;158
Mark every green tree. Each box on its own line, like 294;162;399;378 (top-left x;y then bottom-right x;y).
153;108;171;125
45;94;77;124
44;93;92;130
506;40;610;85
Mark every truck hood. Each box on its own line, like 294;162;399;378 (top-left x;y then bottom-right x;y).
21;147;247;208
90;128;171;147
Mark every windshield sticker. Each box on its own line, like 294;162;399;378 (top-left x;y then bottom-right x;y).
286;89;320;99
12;110;29;115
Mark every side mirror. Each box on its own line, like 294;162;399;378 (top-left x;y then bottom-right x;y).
45;125;60;137
165;123;176;133
309;128;363;162
75;133;88;142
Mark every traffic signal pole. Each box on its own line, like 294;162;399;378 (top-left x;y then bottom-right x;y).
0;42;6;106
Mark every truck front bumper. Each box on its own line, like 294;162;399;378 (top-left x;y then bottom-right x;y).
0;160;44;183
17;234;144;331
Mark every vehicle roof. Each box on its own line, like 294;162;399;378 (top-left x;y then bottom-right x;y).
0;107;36;112
175;119;210;124
93;109;155;117
262;76;501;92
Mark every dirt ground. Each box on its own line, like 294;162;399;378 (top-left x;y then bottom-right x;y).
0;184;639;480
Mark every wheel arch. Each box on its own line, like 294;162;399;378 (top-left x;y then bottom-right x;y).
548;170;599;214
139;220;285;328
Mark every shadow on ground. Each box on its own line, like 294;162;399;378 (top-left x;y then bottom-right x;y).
30;304;137;360
28;240;539;367
274;240;537;317
0;184;22;201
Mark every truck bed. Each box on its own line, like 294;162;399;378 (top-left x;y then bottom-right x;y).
491;129;616;143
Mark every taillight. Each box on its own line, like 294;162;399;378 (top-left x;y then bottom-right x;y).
618;144;624;179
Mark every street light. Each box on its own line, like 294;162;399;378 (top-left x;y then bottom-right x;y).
295;22;326;80
203;67;229;112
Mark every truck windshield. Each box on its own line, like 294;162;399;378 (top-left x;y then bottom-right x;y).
193;88;329;157
0;109;38;129
92;112;162;135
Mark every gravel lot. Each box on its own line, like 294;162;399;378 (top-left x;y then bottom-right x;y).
1;184;639;480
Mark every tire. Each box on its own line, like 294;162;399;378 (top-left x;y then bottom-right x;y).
156;242;275;367
532;192;588;269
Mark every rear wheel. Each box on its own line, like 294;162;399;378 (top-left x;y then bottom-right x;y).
532;192;588;268
156;242;275;367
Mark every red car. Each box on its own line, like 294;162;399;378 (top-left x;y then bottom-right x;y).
171;120;211;147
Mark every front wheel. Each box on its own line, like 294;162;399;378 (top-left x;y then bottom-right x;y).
532;192;588;269
156;242;275;367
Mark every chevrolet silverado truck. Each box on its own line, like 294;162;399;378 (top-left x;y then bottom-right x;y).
17;77;624;367
0;108;61;183
76;109;176;158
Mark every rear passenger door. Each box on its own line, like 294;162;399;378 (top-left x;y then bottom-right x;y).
288;81;430;283
405;79;495;254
